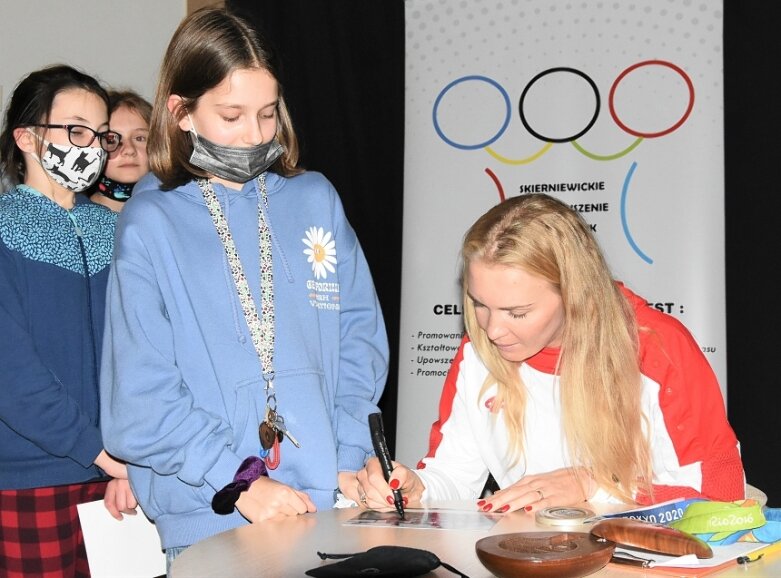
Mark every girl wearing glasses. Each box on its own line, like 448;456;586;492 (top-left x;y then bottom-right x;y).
0;64;136;577
91;90;152;212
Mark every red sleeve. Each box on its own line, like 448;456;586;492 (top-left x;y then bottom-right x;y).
417;335;469;469
637;447;745;504
636;304;745;503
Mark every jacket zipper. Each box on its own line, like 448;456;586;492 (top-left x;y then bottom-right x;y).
68;212;100;426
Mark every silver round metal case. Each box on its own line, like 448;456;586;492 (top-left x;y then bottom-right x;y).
535;506;596;527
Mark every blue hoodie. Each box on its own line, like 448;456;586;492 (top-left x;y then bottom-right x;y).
100;171;389;549
0;186;115;489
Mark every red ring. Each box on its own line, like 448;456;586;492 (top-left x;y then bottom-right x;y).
608;60;694;138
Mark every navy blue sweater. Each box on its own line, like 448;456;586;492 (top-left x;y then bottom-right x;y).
0;185;116;489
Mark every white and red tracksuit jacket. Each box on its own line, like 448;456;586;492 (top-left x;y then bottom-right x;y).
416;284;745;505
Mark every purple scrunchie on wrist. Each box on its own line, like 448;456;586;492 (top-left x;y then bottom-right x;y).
212;456;268;515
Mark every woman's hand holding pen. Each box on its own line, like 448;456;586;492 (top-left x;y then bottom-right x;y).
355;457;423;509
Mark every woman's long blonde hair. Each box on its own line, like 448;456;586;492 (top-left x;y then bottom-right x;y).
462;193;652;502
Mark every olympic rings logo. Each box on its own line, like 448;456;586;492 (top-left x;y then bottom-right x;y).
432;60;694;163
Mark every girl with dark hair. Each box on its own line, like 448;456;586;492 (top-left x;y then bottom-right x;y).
0;64;135;577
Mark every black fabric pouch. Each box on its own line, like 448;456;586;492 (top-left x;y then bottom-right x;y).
305;545;469;577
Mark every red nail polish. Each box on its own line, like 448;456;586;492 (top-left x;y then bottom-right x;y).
477;500;486;507
386;495;394;505
524;505;533;512
403;496;408;505
498;504;510;513
389;479;400;490
482;503;493;511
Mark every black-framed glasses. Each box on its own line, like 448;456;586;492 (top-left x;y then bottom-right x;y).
28;124;122;153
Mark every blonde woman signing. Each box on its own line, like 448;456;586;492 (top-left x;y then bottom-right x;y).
356;193;744;513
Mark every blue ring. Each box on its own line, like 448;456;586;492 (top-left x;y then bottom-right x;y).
433;75;512;150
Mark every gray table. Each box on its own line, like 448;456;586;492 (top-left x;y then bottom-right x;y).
172;502;781;578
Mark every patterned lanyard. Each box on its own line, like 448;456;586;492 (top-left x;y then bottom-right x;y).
197;175;276;408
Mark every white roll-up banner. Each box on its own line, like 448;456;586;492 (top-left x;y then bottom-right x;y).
398;1;725;465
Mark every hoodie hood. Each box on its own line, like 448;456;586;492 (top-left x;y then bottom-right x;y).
131;171;286;206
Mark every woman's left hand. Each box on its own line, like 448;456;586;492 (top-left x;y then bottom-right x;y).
478;467;593;514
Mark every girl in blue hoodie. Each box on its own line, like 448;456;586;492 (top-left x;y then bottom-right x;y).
99;8;389;569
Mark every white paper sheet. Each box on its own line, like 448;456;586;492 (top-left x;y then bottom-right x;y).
77;499;166;578
614;541;768;569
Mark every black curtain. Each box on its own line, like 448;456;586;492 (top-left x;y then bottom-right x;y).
724;0;780;505
227;0;780;505
226;0;405;455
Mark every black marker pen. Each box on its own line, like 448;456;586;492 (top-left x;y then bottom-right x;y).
368;412;405;519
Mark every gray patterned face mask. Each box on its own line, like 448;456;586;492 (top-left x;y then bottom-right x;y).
188;119;284;183
28;130;105;192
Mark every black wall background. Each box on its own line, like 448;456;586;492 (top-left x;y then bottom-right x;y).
723;2;779;505
228;0;779;505
227;0;405;455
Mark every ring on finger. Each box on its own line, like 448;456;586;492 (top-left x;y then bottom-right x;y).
359;493;367;505
535;488;545;501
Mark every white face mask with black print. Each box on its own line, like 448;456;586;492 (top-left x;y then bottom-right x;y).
27;130;106;193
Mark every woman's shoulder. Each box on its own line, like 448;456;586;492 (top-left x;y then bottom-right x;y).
622;283;703;363
121;175;203;218
0;188;35;248
0;187;26;217
133;171;164;196
0;185;35;210
0;186;64;238
458;338;492;380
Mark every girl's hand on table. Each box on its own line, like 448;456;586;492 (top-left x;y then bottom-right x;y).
236;476;316;522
